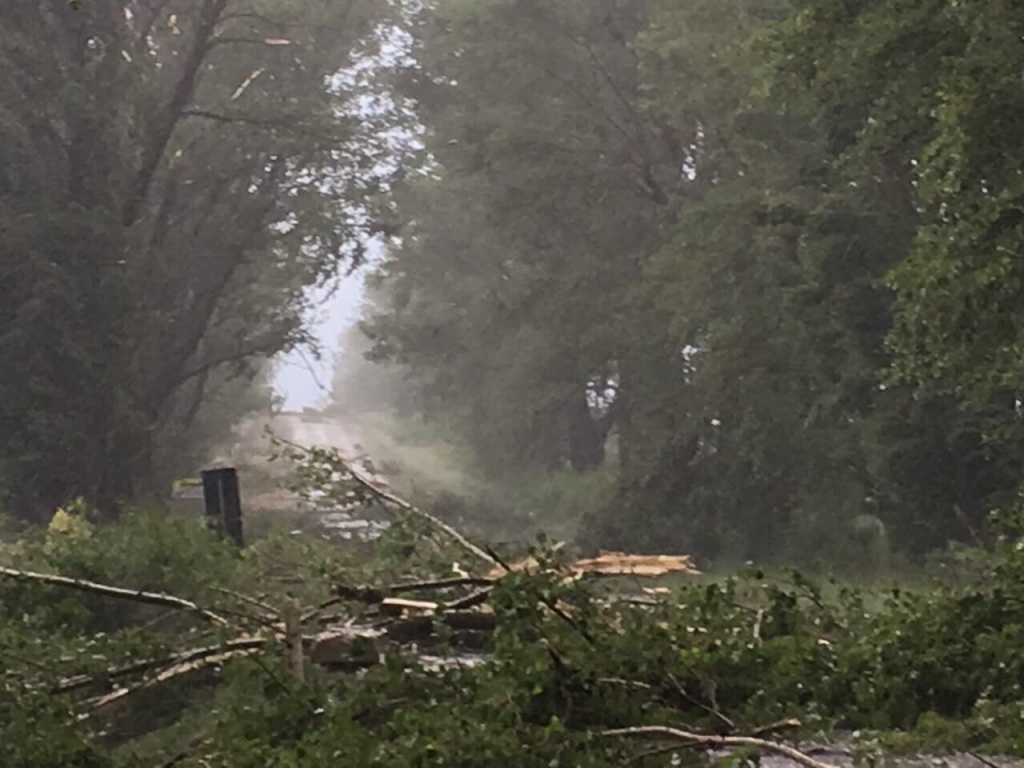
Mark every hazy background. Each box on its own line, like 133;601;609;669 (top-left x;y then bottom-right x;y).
274;277;366;410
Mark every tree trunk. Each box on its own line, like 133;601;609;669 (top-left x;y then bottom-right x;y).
567;394;605;472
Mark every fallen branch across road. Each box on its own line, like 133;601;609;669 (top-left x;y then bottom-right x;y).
601;725;836;768
272;435;502;569
0;566;229;627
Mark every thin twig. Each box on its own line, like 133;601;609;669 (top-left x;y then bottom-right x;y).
445;587;493;611
81;638;268;718
301;596;343;623
0;566;228;627
211;586;279;619
601;726;836;768
750;717;802;737
665;671;735;732
596;677;654;690
392;576;495;592
968;752;1001;768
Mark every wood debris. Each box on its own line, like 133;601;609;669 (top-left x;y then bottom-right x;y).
486;551;700;580
571;551;701;577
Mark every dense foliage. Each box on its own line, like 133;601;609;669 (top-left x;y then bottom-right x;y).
6;492;1024;765
0;0;402;520
8;2;1024;759
344;0;1024;564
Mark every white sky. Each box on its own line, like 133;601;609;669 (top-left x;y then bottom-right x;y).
272;274;363;410
271;18;418;410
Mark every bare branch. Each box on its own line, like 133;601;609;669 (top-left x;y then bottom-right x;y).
210;586;279;620
123;0;230;226
600;725;836;768
83;641;264;718
209;36;292;47
0;566;228;627
52;637;268;696
172;343;274;392
444;587;493;611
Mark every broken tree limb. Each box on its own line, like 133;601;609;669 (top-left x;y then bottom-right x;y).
600;725;836;768
445;587;493;611
54;637;274;697
381;597;439;615
275;435;500;568
750;717;802;737
82;637;268;718
328;576;496;613
485;551;701;581
0;566;229;627
211;586;279;621
391;576;496;592
64;624;385;706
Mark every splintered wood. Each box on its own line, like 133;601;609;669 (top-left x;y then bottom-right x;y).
486;551;700;580
572;551;701;577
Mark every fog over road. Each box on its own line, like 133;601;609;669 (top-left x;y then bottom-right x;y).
276;412;365;458
225;409;391;516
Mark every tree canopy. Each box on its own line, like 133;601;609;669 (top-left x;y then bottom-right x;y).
353;0;1024;563
0;0;397;519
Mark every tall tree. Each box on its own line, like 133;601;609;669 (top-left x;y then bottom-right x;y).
595;0;1021;559
763;0;1024;546
357;0;1022;560
365;0;687;475
0;0;396;519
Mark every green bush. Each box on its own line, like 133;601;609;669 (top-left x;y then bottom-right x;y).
0;682;110;768
0;507;242;634
6;500;1024;764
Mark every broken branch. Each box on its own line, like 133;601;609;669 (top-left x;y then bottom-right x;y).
600;725;835;768
276;436;500;568
0;566;228;627
82;638;268;718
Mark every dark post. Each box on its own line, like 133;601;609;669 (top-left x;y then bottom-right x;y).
201;467;243;547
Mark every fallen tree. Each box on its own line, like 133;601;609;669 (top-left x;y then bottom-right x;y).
2;560;830;766
0;452;831;767
5;446;1024;764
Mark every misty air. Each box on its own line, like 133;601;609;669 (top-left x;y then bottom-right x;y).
1;1;1023;765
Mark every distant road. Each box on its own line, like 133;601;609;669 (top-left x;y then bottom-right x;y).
275;411;364;456
231;409;390;491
